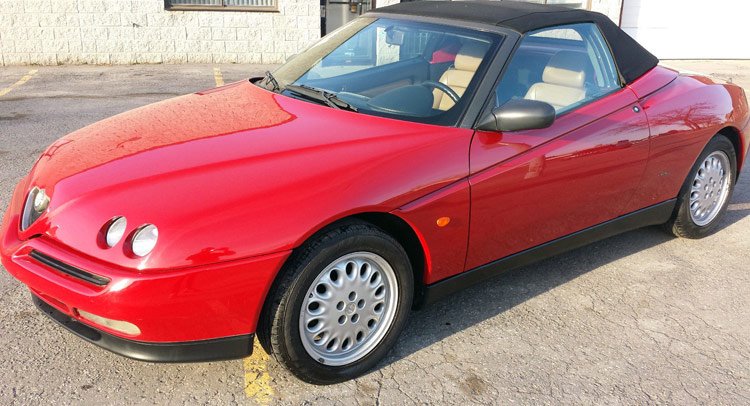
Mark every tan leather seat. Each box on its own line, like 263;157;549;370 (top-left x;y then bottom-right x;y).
433;42;488;111
524;51;587;111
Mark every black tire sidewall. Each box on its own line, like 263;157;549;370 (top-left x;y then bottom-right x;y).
276;227;413;384
672;135;737;238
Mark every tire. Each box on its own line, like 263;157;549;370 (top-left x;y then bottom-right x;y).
257;221;414;384
666;134;737;239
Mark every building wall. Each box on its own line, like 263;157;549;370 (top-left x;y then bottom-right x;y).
0;0;320;66
0;0;626;66
375;0;400;8
621;0;750;59
589;0;621;24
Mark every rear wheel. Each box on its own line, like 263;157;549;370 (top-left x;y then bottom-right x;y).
666;135;736;238
258;222;413;384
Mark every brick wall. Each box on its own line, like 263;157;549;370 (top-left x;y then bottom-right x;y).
0;0;321;66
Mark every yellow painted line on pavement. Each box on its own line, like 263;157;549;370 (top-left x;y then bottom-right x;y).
244;342;274;404
214;67;225;87
0;69;38;97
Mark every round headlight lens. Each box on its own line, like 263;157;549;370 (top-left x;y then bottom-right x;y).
21;187;50;231
33;189;49;212
131;224;158;257
105;216;127;247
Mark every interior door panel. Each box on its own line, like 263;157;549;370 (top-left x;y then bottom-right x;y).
466;88;651;270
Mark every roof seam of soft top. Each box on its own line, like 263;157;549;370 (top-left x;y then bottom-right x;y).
496;9;579;26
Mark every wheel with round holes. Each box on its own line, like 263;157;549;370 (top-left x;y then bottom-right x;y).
257;222;413;384
666;134;737;239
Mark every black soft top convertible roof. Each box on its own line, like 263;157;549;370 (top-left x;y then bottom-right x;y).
375;0;658;85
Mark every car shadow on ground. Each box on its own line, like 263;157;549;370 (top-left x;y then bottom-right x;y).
388;226;673;363
377;168;750;371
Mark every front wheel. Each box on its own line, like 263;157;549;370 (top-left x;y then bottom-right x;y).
258;222;413;384
666;134;737;238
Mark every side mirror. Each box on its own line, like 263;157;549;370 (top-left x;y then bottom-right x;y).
476;99;556;132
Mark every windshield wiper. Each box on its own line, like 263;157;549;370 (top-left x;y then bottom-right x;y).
285;84;358;112
262;70;280;92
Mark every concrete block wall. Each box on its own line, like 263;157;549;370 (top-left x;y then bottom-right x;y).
0;0;321;66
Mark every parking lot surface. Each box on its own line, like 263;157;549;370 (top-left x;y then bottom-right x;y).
0;62;749;405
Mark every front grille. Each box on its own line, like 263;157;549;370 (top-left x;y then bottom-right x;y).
29;250;111;286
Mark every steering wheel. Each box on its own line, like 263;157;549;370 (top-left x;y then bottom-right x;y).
421;80;460;104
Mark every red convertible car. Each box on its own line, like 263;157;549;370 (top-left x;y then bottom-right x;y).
1;1;748;384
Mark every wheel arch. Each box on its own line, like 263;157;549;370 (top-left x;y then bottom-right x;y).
289;211;428;293
256;211;429;353
350;212;427;298
718;126;744;178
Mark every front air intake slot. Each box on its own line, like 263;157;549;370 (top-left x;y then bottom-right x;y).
29;250;111;286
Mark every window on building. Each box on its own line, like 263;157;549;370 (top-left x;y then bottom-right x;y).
165;0;277;12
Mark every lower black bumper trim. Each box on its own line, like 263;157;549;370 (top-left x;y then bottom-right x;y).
32;294;254;363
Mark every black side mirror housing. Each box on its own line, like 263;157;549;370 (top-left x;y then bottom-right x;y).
476;99;556;132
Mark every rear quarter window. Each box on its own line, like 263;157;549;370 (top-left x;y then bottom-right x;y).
495;23;621;115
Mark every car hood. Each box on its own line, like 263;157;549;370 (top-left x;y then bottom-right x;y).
17;81;472;271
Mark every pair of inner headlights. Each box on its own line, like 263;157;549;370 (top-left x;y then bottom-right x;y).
22;188;157;257
105;217;158;257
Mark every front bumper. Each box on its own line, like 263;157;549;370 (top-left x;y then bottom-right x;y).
1;185;291;355
33;294;254;362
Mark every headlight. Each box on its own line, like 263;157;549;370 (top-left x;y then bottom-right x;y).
131;224;158;256
33;190;48;212
105;216;127;247
21;187;49;231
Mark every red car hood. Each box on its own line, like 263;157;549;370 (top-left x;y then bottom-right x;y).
14;81;472;271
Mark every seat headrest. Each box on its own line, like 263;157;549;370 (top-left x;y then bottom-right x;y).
542;51;587;88
454;42;489;72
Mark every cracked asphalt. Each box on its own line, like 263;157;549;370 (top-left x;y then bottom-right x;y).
0;62;749;405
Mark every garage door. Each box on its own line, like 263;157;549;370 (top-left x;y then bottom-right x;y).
621;0;750;59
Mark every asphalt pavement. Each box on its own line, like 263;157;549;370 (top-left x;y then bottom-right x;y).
0;62;749;405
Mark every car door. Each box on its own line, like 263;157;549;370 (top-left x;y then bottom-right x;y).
466;23;652;270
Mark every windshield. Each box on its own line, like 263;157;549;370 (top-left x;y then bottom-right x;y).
260;17;503;125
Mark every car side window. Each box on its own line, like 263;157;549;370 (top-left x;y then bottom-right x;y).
494;23;621;115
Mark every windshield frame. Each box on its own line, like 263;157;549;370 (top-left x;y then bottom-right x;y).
259;13;518;128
